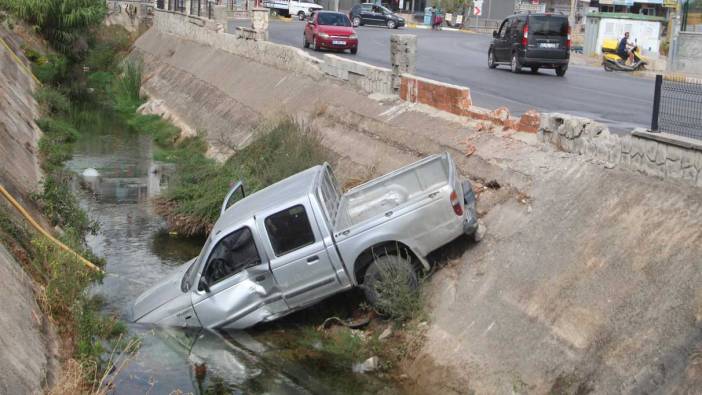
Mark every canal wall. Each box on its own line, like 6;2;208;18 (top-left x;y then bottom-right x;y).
130;11;702;394
0;25;59;395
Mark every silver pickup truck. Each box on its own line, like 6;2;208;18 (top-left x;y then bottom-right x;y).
132;152;481;329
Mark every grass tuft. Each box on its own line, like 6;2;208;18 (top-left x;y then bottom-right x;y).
157;117;331;236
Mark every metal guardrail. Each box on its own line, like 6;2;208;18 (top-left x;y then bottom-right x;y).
651;74;702;140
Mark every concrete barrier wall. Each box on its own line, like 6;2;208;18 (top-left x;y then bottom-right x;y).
322;55;394;95
540;113;702;188
153;9;325;79
670;32;702;76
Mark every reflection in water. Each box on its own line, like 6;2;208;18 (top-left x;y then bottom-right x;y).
68;122;399;394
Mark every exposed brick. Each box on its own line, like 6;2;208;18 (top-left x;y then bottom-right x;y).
517;110;541;133
400;75;472;116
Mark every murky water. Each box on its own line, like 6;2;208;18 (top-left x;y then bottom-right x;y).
65;121;399;394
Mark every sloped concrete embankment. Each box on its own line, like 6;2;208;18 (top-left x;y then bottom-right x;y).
0;26;58;394
131;11;702;394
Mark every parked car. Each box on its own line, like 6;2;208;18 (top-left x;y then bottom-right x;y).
262;0;322;20
349;3;405;29
488;12;570;76
131;153;482;329
303;11;358;54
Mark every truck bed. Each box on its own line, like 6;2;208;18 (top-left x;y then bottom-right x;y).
334;155;451;231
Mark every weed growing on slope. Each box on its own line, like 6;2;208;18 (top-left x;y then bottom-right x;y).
157;117;330;236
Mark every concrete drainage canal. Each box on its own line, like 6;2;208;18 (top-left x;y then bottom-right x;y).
66;122;401;394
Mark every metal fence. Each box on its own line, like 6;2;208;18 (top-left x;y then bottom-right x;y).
651;74;702;140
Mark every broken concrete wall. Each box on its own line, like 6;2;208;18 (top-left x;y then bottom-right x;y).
322;54;394;95
540;113;702;188
400;74;472;116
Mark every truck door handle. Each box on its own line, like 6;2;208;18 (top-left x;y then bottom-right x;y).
307;255;319;263
254;275;266;282
385;211;393;217
428;191;439;198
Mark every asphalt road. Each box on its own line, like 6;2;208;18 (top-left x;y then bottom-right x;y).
228;19;654;130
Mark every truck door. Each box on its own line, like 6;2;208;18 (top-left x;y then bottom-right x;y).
257;201;341;308
191;226;287;329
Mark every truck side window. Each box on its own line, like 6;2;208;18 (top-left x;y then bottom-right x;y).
265;205;315;256
202;227;260;287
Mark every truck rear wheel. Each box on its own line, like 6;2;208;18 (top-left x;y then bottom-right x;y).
298;11;306;20
362;254;418;311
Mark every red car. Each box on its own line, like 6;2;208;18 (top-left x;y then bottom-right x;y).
304;11;358;54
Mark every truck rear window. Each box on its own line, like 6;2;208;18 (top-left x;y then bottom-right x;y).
529;16;568;35
265;205;315;256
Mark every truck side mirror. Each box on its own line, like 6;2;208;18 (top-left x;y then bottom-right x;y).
493;30;498;38
199;277;211;293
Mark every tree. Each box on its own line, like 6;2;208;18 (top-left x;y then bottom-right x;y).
0;0;106;55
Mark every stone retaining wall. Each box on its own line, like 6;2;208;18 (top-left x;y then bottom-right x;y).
540;113;702;187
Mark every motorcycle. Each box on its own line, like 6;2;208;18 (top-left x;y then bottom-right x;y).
601;38;647;72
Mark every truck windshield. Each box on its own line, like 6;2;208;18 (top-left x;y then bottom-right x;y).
181;236;213;292
529;16;568;35
318;13;352;26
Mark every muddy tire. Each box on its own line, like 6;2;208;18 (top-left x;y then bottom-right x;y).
362;254;417;309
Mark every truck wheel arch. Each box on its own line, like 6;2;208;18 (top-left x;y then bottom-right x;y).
353;241;424;285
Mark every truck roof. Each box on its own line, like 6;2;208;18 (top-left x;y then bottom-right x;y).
210;165;323;235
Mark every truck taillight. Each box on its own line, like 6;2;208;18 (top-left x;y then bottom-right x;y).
566;25;572;49
450;190;463;216
522;23;528;47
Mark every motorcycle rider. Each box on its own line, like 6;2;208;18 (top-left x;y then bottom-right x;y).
618;32;635;65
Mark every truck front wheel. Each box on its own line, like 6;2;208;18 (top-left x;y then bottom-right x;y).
298;11;306;20
362;254;418;312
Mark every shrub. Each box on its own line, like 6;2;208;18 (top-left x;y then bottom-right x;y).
116;60;142;104
0;0;107;55
32;54;69;85
35;86;71;115
368;254;422;322
160;117;330;235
